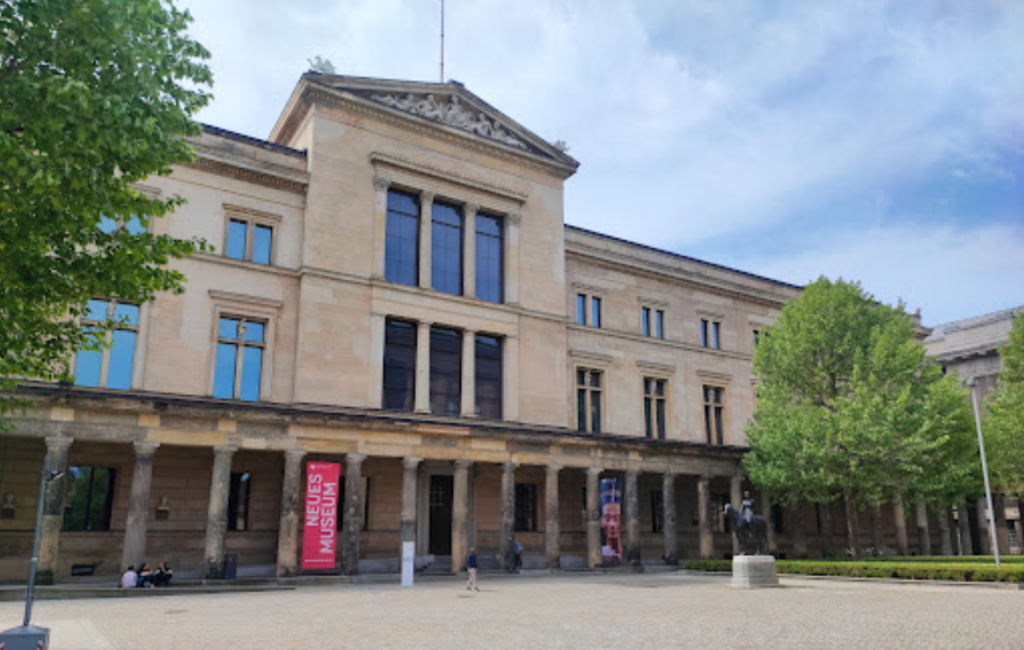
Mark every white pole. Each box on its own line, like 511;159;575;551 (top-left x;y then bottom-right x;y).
440;0;445;83
968;378;1000;568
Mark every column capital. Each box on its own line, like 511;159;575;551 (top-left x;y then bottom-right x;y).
699;473;712;483
346;453;368;466
418;320;433;329
213;445;238;459
586;466;603;477
133;441;160;455
373;175;392;192
546;465;563;473
283;449;307;462
625;467;640;478
419;189;435;204
663;471;677;480
454;459;474;470
402;456;423;470
501;461;519;472
505;212;521;226
464;202;480;217
44;435;73;452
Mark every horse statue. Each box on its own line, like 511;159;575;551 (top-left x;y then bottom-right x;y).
723;492;769;556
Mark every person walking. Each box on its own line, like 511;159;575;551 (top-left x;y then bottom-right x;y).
466;546;479;591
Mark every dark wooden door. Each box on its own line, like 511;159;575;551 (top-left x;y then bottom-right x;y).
429;475;454;555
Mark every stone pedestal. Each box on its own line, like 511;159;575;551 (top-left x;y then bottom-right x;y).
731;555;779;588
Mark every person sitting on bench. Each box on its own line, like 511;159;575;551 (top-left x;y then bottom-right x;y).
153;561;174;587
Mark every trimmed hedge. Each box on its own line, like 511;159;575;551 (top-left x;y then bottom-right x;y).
684;559;1024;583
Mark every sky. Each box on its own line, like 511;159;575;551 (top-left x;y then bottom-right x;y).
176;0;1023;326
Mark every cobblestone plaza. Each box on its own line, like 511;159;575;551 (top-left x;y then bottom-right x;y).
2;573;1021;650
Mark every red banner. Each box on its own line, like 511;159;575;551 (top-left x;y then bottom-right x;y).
302;461;341;570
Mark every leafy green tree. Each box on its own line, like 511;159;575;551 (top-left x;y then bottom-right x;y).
1;0;213;425
745;277;977;556
985;312;1024;494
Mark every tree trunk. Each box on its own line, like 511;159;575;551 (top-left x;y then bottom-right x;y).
843;493;861;559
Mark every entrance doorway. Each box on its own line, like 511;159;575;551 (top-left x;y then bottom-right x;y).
429;475;453;555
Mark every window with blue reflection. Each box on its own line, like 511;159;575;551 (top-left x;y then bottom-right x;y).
591;297;602;328
431;202;462;295
475;335;502;419
213;342;238;399
429;327;462;416
213;317;266;400
385;190;419;286
74;301;139;390
86;299;108;321
475;214;503;303
226;220;247;260
655;310;664;339
107;330;136;390
240;347;263;401
642;307;651;336
383;319;417;411
576;294;586;325
98;216;117;234
125;215;146;235
74;339;103;388
114;303;139;326
253;225;272;264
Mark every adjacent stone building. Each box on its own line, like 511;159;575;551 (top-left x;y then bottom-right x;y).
0;73;953;583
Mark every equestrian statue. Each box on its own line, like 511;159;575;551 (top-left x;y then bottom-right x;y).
723;491;769;556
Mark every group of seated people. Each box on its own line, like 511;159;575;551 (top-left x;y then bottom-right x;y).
120;561;173;588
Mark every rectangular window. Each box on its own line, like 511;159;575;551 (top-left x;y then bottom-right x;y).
712;321;721;349
385;190;420;286
382;319;417;411
576;294;587;325
701;319;708;347
753;329;761;347
651;490;664;534
642;307;651;337
74;299;139;390
431;202;463;295
228;472;251;531
644;378;667;440
213;317;266;401
655;310;664;339
703;385;725;445
475;334;503;419
429;327;462;416
475;214;503;303
225;218;274;265
591;297;602;328
576;368;603;433
514;483;538;532
63;467;116;531
701;319;721;349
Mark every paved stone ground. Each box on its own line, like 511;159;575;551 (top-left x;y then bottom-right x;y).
1;572;1022;650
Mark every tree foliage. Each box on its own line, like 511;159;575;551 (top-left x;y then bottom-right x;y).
985;311;1024;494
0;0;212;423
744;278;977;519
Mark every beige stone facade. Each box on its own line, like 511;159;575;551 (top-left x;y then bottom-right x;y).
0;74;950;583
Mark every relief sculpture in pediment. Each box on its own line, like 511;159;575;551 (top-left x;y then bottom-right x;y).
370;92;527;150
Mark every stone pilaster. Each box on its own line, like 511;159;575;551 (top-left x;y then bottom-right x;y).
698;475;713;560
122;441;159;570
203;445;236;579
625;469;641;568
791;503;808;559
371;175;391;279
414;320;432;414
818;502;835;558
418;191;434;290
662;472;678;565
502;335;519;421
893;497;909;556
401;457;422;547
545;465;561;570
729;474;743;557
499;461;517;569
915;499;932;556
275;450;306;577
37;436;72;584
342;454;366;575
460;329;476;417
463;203;478;298
957;500;973;556
937;507;954;557
586;467;602;568
452;460;472;573
504;212;520;305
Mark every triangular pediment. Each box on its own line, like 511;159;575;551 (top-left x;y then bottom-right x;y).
296;73;578;172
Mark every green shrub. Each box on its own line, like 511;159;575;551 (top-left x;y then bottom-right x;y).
682;558;1024;583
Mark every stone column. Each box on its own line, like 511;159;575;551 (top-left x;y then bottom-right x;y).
504;212;520;305
761;491;777;554
401;457;422;549
460;329;476;417
502;335;520;421
662;472;678;565
545;465;561;570
937;507;954;556
499;462;517;569
463;203;478;298
916;499;932;556
586;467;602;568
368;313;386;407
342;454;366;575
624;470;641;569
869;505;885;556
729;474;743;557
122;441;159;570
418;191;434;290
275;450;306;578
818;502;835;558
203;445;236;579
414;320;432;414
993;493;1011;557
698;475;713;559
452;460;472;573
791;503;808;559
37;436;72;584
371;175;391;279
976;497;992;555
893;497;909;556
956;500;973;555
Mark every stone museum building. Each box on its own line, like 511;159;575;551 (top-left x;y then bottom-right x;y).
0;73;973;583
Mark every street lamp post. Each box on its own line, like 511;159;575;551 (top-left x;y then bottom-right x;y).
967;377;1001;569
0;467;64;649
